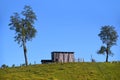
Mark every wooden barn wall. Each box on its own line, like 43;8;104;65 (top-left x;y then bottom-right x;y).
52;52;74;63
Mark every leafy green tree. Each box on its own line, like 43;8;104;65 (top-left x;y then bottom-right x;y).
9;5;37;66
97;25;118;62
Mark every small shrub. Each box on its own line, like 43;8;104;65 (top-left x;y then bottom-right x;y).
12;64;15;68
91;58;96;62
29;63;32;66
1;64;8;68
21;64;25;66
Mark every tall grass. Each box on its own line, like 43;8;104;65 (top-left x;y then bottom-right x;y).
0;62;120;80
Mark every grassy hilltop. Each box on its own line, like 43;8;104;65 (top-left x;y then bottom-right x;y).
0;62;120;80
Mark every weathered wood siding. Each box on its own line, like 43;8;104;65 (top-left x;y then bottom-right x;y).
51;52;74;63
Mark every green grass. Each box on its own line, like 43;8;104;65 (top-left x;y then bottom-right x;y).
0;62;120;80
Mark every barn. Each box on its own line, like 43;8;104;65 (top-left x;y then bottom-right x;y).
41;51;74;64
51;51;74;63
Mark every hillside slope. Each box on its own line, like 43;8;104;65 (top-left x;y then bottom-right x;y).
0;62;120;80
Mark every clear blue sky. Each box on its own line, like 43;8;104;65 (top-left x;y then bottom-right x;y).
0;0;120;66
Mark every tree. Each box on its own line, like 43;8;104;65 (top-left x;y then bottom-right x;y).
97;25;118;62
9;5;37;66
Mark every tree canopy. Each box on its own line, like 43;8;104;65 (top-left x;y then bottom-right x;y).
9;5;37;46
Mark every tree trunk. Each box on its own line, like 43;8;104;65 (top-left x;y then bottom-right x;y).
22;39;28;66
106;52;108;62
106;45;109;62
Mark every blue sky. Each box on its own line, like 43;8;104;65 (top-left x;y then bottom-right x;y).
0;0;120;66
